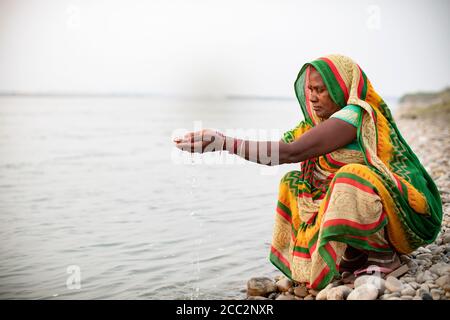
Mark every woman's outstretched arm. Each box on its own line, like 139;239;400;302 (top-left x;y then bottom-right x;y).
174;118;357;166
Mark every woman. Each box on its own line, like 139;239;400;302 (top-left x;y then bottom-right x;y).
174;54;442;290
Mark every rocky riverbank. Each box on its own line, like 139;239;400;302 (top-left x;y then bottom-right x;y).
244;90;450;300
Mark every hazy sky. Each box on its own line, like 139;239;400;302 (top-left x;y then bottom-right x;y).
0;0;448;98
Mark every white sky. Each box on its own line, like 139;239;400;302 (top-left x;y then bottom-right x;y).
0;0;448;98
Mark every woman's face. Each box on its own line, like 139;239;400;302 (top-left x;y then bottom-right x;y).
308;67;341;119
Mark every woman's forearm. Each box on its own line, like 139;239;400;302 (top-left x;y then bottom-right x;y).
223;137;294;166
219;118;358;166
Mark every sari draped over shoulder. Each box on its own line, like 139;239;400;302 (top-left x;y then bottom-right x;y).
270;54;443;289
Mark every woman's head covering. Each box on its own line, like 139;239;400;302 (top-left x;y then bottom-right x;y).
293;54;442;253
295;54;371;125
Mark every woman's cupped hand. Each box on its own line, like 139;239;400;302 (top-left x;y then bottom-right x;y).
173;129;225;153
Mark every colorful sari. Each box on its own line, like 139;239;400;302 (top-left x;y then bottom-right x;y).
269;54;443;290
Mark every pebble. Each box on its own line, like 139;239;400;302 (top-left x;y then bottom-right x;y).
417;247;432;254
293;286;309;298
381;292;400;299
421;293;433;300
416;289;429;297
326;286;353;300
407;260;419;271
274;275;283;282
401;286;416;296
431;247;444;255
430;263;450;276
276;294;296;300
247;296;271;300
268;292;279;300
247;277;277;297
443;234;450;244
276;278;293;292
308;289;319;297
409;282;419;290
354;275;385;293
416;253;433;260
430;289;442;300
420;283;430;292
316;283;335;300
385;276;404;292
401;276;415;283
416;270;434;283
347;284;379;300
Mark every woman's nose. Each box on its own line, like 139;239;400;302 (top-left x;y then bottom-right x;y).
310;92;318;102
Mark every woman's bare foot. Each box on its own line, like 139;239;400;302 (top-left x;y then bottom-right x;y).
367;250;402;270
353;250;402;278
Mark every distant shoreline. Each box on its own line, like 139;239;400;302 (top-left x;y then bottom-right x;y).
0;92;295;101
396;87;450;120
0;92;400;104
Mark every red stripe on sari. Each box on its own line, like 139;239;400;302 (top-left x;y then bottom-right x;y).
299;192;313;198
324;243;340;271
324;243;337;261
323;211;386;230
320;57;349;102
276;205;291;223
326;153;347;167
307;212;318;224
310;242;317;255
334;176;377;195
304;67;316;125
347;234;390;249
310;265;330;289
271;246;291;268
293;250;311;259
393;174;404;195
365;148;372;164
